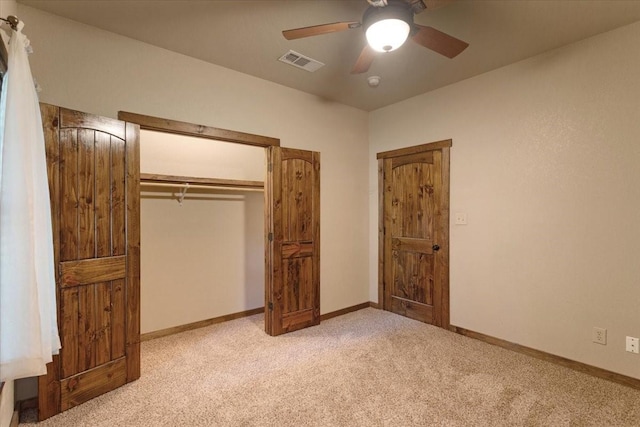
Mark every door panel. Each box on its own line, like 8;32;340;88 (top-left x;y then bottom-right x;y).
60;358;127;412
283;256;313;312
380;141;450;328
38;104;140;420
266;147;320;336
392;251;432;305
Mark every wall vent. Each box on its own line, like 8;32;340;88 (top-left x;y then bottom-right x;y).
278;50;325;72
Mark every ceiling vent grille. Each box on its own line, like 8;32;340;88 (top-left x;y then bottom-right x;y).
278;50;325;72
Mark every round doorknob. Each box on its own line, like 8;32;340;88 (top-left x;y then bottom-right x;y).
432;244;440;251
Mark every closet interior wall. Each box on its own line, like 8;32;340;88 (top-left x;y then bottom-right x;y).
140;130;265;334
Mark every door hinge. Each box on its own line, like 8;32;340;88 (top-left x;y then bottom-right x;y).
268;232;273;242
268;163;273;172
268;302;274;310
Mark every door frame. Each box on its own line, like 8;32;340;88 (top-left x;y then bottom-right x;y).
117;111;281;331
117;112;280;148
377;140;451;328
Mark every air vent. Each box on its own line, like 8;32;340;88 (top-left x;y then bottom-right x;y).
278;50;325;72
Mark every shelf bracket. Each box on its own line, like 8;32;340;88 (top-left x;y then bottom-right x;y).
177;183;190;206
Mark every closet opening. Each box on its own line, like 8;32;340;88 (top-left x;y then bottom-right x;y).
118;112;280;340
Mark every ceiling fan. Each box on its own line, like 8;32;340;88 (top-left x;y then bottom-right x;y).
282;0;469;74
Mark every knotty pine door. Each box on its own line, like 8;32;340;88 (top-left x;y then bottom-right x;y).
38;104;140;420
265;147;320;336
379;141;450;328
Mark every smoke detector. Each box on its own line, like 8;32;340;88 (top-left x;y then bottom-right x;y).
367;76;381;87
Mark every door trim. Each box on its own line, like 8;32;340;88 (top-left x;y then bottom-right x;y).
377;139;451;328
117;112;283;334
117;111;280;147
376;139;452;160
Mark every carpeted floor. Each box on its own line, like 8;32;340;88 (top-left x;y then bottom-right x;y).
21;308;640;426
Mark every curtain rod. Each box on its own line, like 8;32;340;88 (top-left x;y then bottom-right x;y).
0;16;19;31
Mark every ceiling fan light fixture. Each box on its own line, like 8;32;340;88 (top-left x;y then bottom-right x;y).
366;19;410;52
363;2;413;53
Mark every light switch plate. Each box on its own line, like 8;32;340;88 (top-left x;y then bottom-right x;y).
455;213;467;225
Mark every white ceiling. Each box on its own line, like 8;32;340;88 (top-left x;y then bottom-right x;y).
17;0;640;111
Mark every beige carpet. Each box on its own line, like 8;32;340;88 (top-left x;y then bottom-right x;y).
21;308;640;426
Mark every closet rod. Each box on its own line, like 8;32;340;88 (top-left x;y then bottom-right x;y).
140;181;264;192
140;173;263;189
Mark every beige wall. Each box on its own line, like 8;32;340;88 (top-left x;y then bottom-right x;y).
140;130;264;181
369;21;640;379
140;130;265;333
141;190;264;333
17;4;371;322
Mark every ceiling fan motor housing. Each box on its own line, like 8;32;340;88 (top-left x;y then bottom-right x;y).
363;1;414;52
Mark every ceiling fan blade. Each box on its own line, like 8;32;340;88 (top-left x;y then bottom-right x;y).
411;25;469;58
283;21;361;40
351;44;376;74
422;0;455;11
407;0;454;14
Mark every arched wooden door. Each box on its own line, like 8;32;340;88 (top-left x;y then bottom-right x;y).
265;147;320;336
378;140;450;328
38;104;140;420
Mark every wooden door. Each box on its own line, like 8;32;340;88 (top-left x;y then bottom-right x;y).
378;141;450;328
265;147;320;336
38;104;140;420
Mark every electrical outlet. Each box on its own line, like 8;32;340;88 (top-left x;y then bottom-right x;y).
592;327;607;345
626;336;639;354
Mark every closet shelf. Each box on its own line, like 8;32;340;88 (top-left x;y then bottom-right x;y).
140;173;264;189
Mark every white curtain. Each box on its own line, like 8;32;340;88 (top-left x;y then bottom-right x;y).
0;21;60;382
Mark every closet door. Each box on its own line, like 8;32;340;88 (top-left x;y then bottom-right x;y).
265;147;320;336
38;104;140;420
